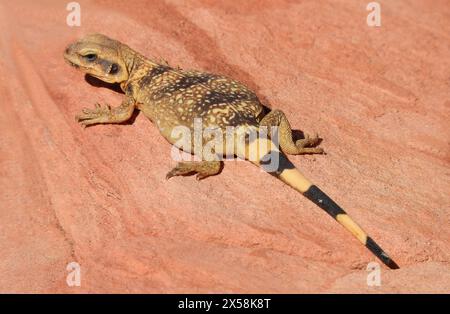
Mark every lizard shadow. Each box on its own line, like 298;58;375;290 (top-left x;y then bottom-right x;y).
84;74;124;94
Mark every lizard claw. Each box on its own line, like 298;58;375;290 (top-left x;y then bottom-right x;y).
165;171;176;180
166;162;201;180
165;166;190;180
75;103;112;126
196;173;208;181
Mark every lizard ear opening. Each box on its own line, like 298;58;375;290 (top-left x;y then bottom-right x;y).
98;59;120;77
109;63;119;74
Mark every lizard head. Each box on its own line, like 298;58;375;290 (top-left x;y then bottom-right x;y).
64;33;129;84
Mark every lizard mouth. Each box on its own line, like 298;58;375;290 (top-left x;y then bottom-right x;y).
67;61;80;69
64;58;99;77
63;55;114;82
63;55;81;69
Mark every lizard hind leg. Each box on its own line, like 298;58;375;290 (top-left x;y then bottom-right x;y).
259;109;324;155
166;160;222;180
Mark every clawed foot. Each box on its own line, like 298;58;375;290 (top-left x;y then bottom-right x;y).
166;162;204;180
75;103;111;127
296;133;325;154
166;161;221;180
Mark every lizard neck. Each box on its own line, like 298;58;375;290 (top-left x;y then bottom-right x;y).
119;44;171;91
119;44;144;78
118;44;149;92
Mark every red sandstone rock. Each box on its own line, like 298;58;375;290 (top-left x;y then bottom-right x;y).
0;0;448;293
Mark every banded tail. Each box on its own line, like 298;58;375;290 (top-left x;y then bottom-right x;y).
253;144;399;269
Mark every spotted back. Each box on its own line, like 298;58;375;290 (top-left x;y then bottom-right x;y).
134;66;265;131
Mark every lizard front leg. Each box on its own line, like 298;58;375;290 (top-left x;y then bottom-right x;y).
76;96;135;127
166;161;222;180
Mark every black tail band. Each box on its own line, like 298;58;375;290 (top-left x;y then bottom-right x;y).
303;185;399;269
303;185;346;218
366;237;400;269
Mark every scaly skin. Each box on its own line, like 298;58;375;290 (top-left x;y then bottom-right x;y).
64;34;399;269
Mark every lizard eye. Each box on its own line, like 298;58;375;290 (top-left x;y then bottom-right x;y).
83;53;97;62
